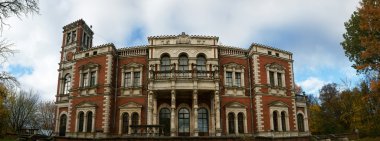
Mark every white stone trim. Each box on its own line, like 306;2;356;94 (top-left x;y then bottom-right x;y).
225;102;248;135
255;95;264;131
269;106;289;132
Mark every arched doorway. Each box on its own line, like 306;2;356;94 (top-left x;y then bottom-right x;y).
159;108;171;136
178;108;190;136
59;114;67;136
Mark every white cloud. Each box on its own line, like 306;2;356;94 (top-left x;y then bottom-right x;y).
0;0;361;100
297;77;328;96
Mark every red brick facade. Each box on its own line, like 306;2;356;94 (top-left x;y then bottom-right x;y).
54;19;309;138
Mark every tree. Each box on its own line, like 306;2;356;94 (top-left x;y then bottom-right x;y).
342;0;380;89
6;89;39;132
35;101;55;136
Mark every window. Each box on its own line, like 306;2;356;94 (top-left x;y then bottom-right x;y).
273;111;278;131
226;72;233;86
66;32;71;44
269;71;275;86
277;73;282;87
78;112;84;132
281;111;286;131
63;74;71;95
72;30;76;42
122;113;129;134
59;114;67;136
275;53;279;57
161;55;170;71
159;108;171;136
235;72;241;87
93;51;97;55
268;51;272;55
178;108;190;136
228;112;235;134
124;72;131;87
86;112;93;132
82;73;88;87
132;112;139;125
178;54;188;71
90;71;96;86
161;55;170;77
297;114;305;132
198;108;208;136
196;55;206;71
133;72;140;87
238;113;244;133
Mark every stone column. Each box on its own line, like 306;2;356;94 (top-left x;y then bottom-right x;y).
153;94;157;125
234;114;238;134
193;90;199;136
214;91;221;136
147;91;153;125
170;90;176;136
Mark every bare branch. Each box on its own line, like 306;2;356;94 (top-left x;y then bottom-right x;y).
0;0;39;32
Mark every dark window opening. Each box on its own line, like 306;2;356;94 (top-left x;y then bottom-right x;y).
122;113;129;134
228;112;235;134
273;111;278;131
238;113;244;133
86;112;93;132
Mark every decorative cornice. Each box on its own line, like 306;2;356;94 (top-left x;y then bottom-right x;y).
249;43;292;55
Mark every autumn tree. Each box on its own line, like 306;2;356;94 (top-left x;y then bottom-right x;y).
35;101;55;136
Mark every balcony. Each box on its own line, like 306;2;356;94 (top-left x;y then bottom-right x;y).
152;70;218;80
149;64;219;90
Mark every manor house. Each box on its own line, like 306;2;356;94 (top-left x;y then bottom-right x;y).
54;19;309;138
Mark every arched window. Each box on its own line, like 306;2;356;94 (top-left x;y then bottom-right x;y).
132;112;139;125
281;111;286;131
178;54;188;71
273;111;278;131
297;113;305;132
178;108;190;136
196;54;206;77
198;108;208;136
63;74;71;95
122;113;129;134
86;111;93;132
161;54;171;71
228;112;235;134
59;114;67;136
178;54;188;77
238;112;244;133
78;112;84;132
161;54;171;77
159;108;171;136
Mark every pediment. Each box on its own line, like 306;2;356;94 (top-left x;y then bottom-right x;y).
122;63;143;69
226;102;246;108
223;63;244;69
269;101;289;107
265;63;284;71
176;32;190;44
119;102;143;109
76;102;97;108
79;62;99;69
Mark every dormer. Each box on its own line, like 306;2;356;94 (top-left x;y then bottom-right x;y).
62;19;94;51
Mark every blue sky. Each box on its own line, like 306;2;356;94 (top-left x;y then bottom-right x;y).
0;0;361;100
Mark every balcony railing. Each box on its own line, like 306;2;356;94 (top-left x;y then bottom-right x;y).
295;94;307;102
130;125;164;136
150;64;219;80
152;70;218;80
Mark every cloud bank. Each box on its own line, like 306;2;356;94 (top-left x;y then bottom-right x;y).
0;0;361;100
